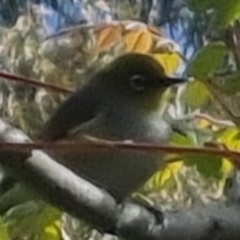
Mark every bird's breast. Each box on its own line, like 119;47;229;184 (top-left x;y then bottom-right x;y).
54;109;172;201
82;107;172;143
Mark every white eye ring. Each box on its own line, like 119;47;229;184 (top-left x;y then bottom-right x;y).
130;75;146;91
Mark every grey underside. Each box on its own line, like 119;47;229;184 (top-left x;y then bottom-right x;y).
49;108;172;201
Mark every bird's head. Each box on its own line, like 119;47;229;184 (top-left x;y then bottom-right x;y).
93;53;187;112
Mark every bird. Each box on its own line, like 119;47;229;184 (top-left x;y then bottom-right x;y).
39;53;186;202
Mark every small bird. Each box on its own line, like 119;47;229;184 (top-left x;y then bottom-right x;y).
40;53;186;202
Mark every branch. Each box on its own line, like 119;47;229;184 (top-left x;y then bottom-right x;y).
0;136;239;163
225;24;240;70
45;23;95;40
1;119;240;239
0;71;73;94
193;113;235;127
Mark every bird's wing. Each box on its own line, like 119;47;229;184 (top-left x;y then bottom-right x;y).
40;85;100;141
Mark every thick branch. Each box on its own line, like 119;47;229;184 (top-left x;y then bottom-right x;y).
0;119;240;240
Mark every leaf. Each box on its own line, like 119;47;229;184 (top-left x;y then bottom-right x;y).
96;24;123;50
153;52;181;75
171;132;195;146
187;0;217;12
217;127;240;149
214;128;238;175
0;183;37;214
184;154;222;178
184;80;212;109
188;42;227;79
0;217;10;240
124;20;148;31
143;133;191;191
3;201;61;239
214;0;240;27
39;224;61;240
124;29;153;53
144;162;182;191
221;159;233;177
171;132;223;178
216;72;240;95
188;0;240;27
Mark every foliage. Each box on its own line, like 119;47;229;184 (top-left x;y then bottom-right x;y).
0;0;240;240
188;0;240;27
0;217;9;240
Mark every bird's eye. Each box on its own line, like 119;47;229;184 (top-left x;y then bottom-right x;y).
130;75;146;92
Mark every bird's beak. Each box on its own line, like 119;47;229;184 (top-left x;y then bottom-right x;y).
162;77;187;87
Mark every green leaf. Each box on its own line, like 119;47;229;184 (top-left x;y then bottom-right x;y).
187;0;217;12
184;154;222;178
0;183;37;214
187;0;240;27
0;217;10;240
217;127;240;149
3;201;61;239
184;80;212;109
171;132;195;146
214;0;240;27
188;42;227;79
214;72;240;95
39;224;61;240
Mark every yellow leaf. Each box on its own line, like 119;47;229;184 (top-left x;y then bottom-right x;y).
216;127;238;175
153;52;181;75
184;80;212;109
218;127;240;149
144;162;182;191
221;159;233;175
40;224;61;240
96;24;123;50
123;29;153;53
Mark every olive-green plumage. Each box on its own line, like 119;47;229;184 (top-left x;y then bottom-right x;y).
40;53;186;201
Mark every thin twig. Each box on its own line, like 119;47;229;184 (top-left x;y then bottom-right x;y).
0;71;74;94
225;24;240;70
194;113;235;127
175;109;236;127
0;139;239;161
45;23;95;40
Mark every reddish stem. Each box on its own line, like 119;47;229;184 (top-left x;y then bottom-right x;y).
0;71;73;94
0;140;239;162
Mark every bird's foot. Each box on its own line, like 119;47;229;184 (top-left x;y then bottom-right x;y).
128;193;164;224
